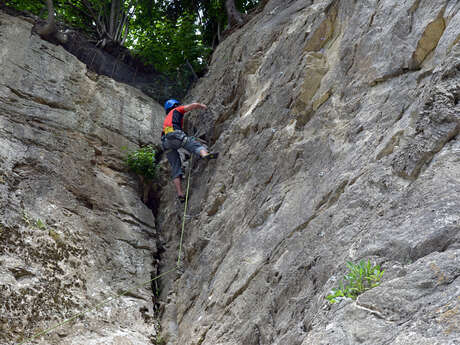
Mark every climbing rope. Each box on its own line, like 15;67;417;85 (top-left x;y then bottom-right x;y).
17;157;194;345
177;155;193;267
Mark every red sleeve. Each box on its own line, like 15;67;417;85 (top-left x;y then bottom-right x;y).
175;105;186;114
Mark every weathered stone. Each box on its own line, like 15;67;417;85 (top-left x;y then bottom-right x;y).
2;0;460;344
0;11;164;345
156;1;460;345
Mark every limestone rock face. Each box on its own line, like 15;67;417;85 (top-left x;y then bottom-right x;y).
157;1;460;344
0;12;164;345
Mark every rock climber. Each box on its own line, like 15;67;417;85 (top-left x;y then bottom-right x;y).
161;99;218;203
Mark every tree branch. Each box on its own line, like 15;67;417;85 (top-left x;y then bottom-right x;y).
186;59;198;81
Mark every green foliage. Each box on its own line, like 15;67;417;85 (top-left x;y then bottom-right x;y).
124;145;159;181
326;259;384;303
3;0;44;15
35;218;47;230
22;211;48;230
5;0;97;36
127;0;261;74
128;11;211;75
4;0;261;75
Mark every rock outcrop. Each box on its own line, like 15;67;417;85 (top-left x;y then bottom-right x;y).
1;0;460;344
0;11;165;345
157;0;460;344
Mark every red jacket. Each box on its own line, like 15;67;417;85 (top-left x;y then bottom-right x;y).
162;106;186;135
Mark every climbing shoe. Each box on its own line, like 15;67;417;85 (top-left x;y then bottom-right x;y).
178;195;186;203
203;152;219;160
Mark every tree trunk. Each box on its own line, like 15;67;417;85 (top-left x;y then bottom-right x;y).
121;18;129;45
116;12;129;43
36;0;56;36
186;59;199;81
35;0;67;43
109;0;121;39
225;0;243;28
217;21;222;43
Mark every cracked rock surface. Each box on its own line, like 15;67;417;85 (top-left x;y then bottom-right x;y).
0;11;165;345
157;1;460;344
1;0;460;344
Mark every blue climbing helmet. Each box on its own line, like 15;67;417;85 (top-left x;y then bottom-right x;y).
164;99;180;113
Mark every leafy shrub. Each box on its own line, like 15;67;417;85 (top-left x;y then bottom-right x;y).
124;145;159;181
326;259;384;303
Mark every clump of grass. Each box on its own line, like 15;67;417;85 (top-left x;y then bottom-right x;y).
327;259;384;303
35;218;47;230
22;212;47;230
124;145;159;181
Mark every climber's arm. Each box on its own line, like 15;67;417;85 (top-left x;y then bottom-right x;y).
183;103;207;112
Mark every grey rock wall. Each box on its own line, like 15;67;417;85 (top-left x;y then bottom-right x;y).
157;0;460;344
0;12;164;345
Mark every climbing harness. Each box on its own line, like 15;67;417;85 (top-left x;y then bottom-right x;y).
17;158;194;345
163;126;174;134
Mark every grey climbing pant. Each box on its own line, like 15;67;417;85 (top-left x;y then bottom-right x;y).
161;130;205;179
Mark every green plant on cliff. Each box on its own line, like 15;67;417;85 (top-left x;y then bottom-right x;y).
326;259;384;303
153;334;166;345
22;212;49;230
22;211;32;227
124;145;159;181
150;323;167;345
35;218;47;230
